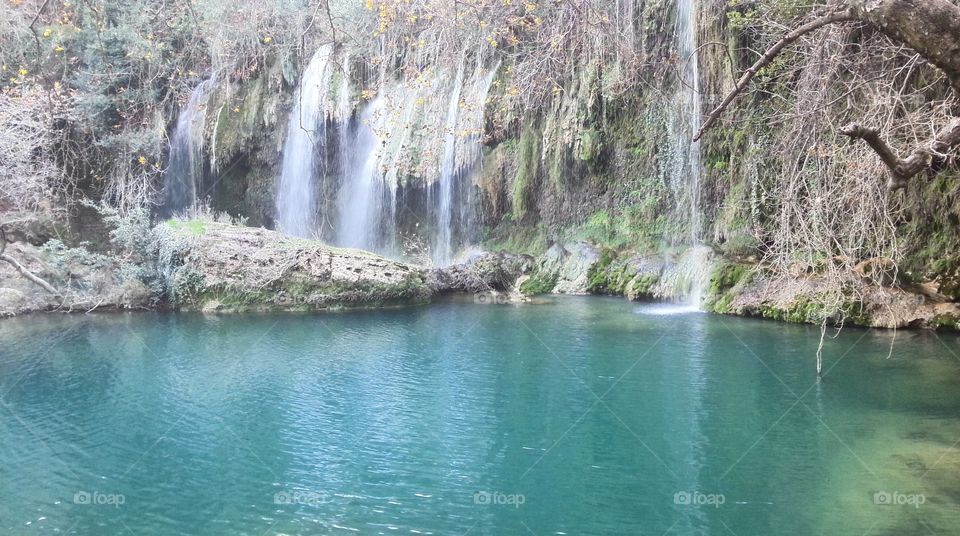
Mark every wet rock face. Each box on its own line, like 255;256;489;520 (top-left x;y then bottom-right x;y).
546;243;600;294
158;222;432;311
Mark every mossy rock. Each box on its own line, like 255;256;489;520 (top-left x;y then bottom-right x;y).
519;270;560;295
703;261;752;313
628;272;660;300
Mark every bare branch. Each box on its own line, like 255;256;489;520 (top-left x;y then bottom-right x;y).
0;227;61;298
694;8;857;141
840;118;960;190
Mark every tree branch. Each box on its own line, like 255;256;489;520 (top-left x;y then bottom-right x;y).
840;118;960;190
0;226;61;298
28;0;52;69
694;8;856;141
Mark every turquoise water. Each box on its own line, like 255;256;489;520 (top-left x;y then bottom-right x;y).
2;296;960;535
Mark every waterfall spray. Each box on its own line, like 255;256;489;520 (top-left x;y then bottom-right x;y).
336;97;389;251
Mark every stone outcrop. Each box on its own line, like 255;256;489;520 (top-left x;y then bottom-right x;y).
723;276;960;330
156;221;432;311
428;250;534;294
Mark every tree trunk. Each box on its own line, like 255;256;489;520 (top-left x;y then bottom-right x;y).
848;0;960;92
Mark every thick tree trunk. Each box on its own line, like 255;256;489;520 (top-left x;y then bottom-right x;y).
848;0;960;92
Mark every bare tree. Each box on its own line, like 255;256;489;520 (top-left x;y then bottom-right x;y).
0;85;73;297
698;0;960;190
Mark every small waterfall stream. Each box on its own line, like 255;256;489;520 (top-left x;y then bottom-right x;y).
672;0;703;242
276;45;333;238
670;0;710;306
432;64;465;265
162;78;214;217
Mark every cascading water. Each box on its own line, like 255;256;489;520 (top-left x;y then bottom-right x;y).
336;97;390;251
273;45;497;262
275;45;333;238
162;78;213;217
432;64;465;266
672;0;703;242
667;0;710;308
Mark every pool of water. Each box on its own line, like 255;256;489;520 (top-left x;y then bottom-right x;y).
2;296;959;535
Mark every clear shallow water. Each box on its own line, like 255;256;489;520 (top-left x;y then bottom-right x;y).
2;296;960;535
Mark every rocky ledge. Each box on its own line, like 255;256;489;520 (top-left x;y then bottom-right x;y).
157;221;433;311
4;221;957;330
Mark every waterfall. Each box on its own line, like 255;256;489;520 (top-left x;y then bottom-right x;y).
432;64;465;266
671;0;703;243
650;245;713;309
458;63;499;247
276;45;333;238
273;46;498;262
162;78;213;217
669;0;710;306
336;97;390;251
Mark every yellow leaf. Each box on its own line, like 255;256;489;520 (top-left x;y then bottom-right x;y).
42;28;53;38
18;68;28;76
263;36;272;43
54;45;64;53
137;156;147;165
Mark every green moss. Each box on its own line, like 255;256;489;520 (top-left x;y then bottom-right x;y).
483;222;549;257
704;261;752;313
898;170;960;293
577;128;602;161
754;294;871;326
719;233;759;259
932;313;960;330
519;270;560;295
586;249;616;294
166;219;207;236
708;262;750;296
630;273;660;297
511;125;541;221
